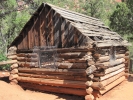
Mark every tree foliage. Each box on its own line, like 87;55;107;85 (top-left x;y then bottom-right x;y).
110;0;133;58
110;3;130;35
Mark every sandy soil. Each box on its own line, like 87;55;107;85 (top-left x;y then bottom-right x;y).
0;76;133;100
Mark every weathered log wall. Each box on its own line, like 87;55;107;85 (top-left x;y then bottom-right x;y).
88;46;128;98
8;46;129;100
17;48;95;100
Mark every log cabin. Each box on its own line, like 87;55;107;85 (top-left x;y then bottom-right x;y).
7;3;130;100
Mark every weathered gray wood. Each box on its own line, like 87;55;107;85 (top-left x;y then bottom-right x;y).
17;57;38;62
86;65;97;75
58;52;91;59
7;55;17;59
18;68;86;76
96;54;125;63
57;62;87;69
104;64;125;74
100;76;125;94
91;71;125;90
96;58;125;67
94;64;125;76
17;53;38;57
18;62;38;67
7;46;17;56
99;68;125;81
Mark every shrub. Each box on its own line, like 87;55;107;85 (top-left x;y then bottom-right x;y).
0;54;10;70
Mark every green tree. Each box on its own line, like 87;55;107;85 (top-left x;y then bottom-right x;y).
110;1;133;58
78;0;116;26
0;0;30;54
110;3;130;35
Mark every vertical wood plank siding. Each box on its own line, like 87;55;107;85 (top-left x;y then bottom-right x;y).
14;4;88;50
40;7;46;46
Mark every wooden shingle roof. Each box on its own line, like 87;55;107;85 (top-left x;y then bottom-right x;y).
48;3;130;47
10;3;130;48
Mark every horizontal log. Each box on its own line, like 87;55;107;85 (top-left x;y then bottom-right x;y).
0;71;10;78
57;62;87;69
58;52;91;59
18;68;86;76
96;54;125;63
41;48;93;53
91;71;125;90
61;58;87;63
19;82;87;96
17;57;38;62
18;73;87;81
93;64;125;76
96;42;130;47
0;60;17;66
104;64;125;74
18;62;38;67
17;48;93;53
17;53;38;57
101;71;125;86
93;73;105;77
7;55;17;59
17;76;86;89
96;58;125;67
99;68;125;81
61;59;94;64
100;76;125;94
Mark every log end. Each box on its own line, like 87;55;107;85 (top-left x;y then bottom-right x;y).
85;94;94;100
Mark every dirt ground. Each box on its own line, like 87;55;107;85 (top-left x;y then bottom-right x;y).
0;75;133;100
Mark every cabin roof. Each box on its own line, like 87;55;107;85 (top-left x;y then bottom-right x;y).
10;3;130;48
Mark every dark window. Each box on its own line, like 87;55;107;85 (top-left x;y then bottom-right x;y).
110;46;116;62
